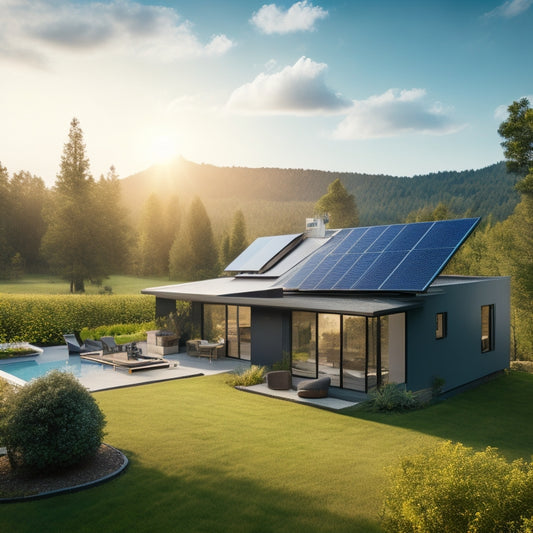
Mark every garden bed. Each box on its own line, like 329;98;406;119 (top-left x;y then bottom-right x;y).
0;343;43;360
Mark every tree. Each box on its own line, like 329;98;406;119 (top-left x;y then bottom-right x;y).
0;163;11;277
498;97;533;177
405;202;454;223
497;99;533;358
7;171;48;272
41;118;116;292
169;197;220;281
314;178;359;228
228;209;248;262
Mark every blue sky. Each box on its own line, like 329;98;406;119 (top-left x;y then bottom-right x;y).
1;0;532;186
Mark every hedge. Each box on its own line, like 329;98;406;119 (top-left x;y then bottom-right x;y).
0;294;155;345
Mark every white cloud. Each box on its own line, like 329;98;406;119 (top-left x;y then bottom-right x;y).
226;56;350;115
0;0;234;67
333;89;464;139
494;95;533;120
484;0;533;18
251;1;328;34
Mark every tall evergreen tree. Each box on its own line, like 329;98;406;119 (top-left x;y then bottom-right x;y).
41;118;114;292
0;163;11;277
170;197;219;281
8;171;48;272
228;209;248;262
314;178;359;228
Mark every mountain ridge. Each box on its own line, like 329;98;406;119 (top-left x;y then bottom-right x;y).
120;158;520;238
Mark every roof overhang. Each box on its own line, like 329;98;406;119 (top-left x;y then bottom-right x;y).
142;278;423;316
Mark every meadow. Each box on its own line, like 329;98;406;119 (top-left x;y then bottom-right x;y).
1;371;532;532
0;274;176;295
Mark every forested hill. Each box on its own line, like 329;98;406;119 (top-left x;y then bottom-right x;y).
120;158;520;238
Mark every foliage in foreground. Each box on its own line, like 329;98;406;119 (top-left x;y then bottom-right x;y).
3;370;106;474
365;383;420;412
382;441;533;533
0;294;155;344
227;365;266;387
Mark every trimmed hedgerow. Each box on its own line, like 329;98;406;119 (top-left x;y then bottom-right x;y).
4;370;106;474
0;294;155;344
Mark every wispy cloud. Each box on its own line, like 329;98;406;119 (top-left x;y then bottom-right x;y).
483;0;533;18
226;56;350;115
333;89;464;139
0;0;234;67
251;1;328;34
494;95;533;120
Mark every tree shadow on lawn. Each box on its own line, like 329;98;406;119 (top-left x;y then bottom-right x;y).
342;371;533;460
0;450;383;533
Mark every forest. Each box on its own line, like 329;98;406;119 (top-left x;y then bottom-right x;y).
0;98;531;358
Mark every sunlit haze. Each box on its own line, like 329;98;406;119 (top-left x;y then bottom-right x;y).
1;0;532;186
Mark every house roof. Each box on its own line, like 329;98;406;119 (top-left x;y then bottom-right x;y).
142;277;423;316
142;218;480;316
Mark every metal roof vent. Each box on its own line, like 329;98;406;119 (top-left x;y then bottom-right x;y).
305;215;328;238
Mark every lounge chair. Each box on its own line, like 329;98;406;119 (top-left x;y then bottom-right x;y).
63;333;102;354
100;336;129;354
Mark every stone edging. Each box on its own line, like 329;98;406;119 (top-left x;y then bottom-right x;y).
0;443;128;503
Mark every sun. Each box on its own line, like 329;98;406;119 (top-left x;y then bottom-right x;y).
148;134;180;164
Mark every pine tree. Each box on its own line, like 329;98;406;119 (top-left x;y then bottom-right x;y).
314;178;359;228
41;118;115;292
170;197;220;281
228;209;248;262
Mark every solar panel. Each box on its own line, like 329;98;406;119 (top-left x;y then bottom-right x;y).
282;218;479;292
225;233;303;273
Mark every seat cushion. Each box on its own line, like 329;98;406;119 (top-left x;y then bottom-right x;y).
297;376;331;398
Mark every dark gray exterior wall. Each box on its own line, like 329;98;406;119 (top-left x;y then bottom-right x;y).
155;297;177;319
405;277;510;392
250;307;291;367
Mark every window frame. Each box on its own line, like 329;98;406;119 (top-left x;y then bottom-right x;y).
435;312;447;340
481;304;494;353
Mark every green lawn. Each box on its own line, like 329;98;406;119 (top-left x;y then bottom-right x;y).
1;371;533;533
0;274;178;295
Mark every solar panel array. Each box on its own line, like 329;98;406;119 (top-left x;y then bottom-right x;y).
225;233;303;273
282;218;479;292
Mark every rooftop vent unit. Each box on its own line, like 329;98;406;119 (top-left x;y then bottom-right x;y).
305;215;328;238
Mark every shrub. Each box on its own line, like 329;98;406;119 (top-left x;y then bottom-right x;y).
0;294;155;344
366;383;419;412
0;378;15;445
4;370;106;474
227;365;266;387
382;441;533;533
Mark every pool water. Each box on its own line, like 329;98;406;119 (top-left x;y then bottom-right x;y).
0;351;116;384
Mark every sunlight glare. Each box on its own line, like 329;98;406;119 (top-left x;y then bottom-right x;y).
149;134;180;164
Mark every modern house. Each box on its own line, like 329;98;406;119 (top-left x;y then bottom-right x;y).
143;217;510;396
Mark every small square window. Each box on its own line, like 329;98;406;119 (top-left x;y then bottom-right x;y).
435;312;447;340
481;305;494;353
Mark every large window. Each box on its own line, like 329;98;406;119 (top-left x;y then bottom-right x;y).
205;304;251;360
481;305;494;353
291;311;405;392
318;314;340;387
203;304;226;343
342;316;366;391
291;311;316;378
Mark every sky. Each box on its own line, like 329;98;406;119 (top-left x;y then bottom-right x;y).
1;0;532;186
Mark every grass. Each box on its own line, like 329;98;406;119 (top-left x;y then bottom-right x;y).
1;370;533;532
0;274;178;295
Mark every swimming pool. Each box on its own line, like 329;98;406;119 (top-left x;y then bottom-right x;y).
0;348;120;387
0;345;247;391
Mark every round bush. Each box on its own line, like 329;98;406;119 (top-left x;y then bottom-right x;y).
4;370;106;474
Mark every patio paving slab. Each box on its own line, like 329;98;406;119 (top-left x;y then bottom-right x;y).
239;382;361;410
